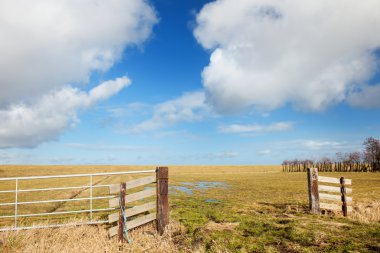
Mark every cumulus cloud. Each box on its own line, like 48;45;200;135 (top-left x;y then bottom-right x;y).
219;122;293;134
0;0;157;148
0;77;130;148
107;103;151;118
130;91;211;133
347;84;380;108
194;0;380;113
0;0;156;106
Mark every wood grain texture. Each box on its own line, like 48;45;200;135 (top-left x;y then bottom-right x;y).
127;212;156;230
109;188;156;208
341;177;348;217
319;193;352;203
118;182;126;242
109;225;118;238
108;212;119;224
320;202;341;211
109;213;157;237
109;175;156;194
109;201;156;223
318;176;352;185
307;168;320;214
319;185;352;194
157;167;169;235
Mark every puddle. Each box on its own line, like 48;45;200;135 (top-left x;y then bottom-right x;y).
170;181;228;195
205;198;221;203
196;181;228;190
171;186;193;195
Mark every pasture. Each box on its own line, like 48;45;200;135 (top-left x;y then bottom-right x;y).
0;165;379;252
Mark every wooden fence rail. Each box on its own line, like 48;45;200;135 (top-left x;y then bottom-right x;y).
0;170;156;232
108;167;169;242
307;168;352;217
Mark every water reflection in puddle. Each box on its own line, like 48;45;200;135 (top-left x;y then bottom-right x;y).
171;181;228;195
171;186;193;195
205;198;221;203
197;181;228;189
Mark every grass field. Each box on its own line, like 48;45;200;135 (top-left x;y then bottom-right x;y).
0;165;379;252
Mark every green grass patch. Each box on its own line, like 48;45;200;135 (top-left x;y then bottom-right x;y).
1;165;379;252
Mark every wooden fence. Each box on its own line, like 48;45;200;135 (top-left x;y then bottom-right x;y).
0;169;157;231
0;167;169;243
307;168;352;216
108;167;169;242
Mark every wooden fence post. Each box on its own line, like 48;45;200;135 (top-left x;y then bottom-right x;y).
118;182;126;243
307;168;320;214
340;177;347;217
156;167;169;235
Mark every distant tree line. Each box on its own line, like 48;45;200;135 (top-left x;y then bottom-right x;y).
282;137;380;172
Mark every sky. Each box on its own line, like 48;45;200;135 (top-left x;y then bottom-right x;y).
1;0;380;165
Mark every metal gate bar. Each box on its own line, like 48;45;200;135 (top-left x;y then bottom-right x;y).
0;169;156;231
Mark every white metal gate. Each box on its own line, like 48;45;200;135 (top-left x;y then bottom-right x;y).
0;169;156;231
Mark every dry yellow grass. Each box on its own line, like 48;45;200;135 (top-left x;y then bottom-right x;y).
0;221;190;253
351;200;380;223
0;165;379;252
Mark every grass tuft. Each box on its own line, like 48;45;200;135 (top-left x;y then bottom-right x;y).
1;165;379;252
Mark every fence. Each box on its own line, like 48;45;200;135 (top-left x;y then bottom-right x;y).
0;168;161;232
107;167;168;241
307;168;352;217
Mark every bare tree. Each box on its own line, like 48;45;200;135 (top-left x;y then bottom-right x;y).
282;137;380;173
335;152;345;172
363;137;380;172
347;152;361;172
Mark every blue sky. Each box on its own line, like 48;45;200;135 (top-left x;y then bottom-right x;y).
1;0;380;165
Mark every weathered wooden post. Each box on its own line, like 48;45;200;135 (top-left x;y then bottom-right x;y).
307;168;320;214
156;167;169;235
340;177;347;217
118;182;126;242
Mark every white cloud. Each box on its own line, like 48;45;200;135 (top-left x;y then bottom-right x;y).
302;140;346;150
274;139;360;153
130;91;211;133
107;103;151;118
0;0;157;106
194;0;380;113
88;77;131;104
219;122;293;134
0;0;157;148
0;77;130;148
347;84;380;108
